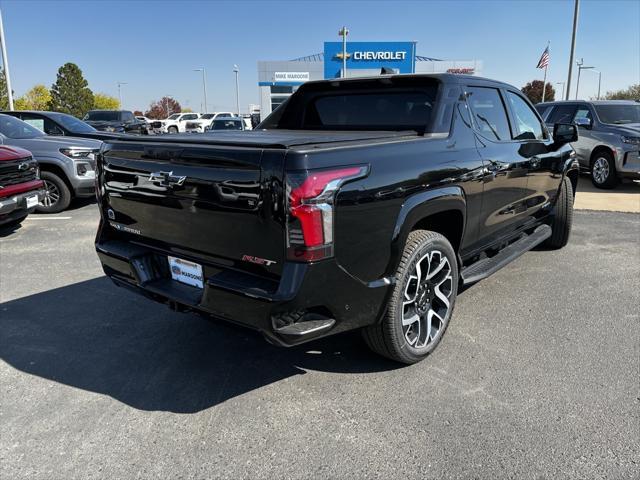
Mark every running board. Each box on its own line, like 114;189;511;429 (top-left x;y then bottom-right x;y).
461;225;551;285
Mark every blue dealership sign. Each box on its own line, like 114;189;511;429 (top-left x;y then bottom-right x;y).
324;41;416;79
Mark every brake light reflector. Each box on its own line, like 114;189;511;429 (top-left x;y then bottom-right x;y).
286;165;367;262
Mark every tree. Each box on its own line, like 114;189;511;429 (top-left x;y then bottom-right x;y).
49;63;94;117
133;110;143;116
604;84;640;100
145;96;182;119
521;80;555;104
182;107;193;113
0;68;14;110
14;84;52;110
93;93;120;110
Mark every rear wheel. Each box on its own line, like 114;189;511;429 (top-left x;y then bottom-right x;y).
591;151;618;189
37;171;71;213
363;230;458;364
544;176;574;249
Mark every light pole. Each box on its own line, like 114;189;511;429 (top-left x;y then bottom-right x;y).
233;65;240;116
117;81;127;108
193;68;208;113
588;69;602;100
338;26;349;78
566;0;580;100
0;8;14;110
555;82;565;99
575;59;594;99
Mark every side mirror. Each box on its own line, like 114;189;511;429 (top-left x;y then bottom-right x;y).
574;117;592;129
552;123;578;146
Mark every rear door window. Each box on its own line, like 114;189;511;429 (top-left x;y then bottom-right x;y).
466;87;512;141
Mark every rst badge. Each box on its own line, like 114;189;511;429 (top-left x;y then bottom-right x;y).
242;254;276;266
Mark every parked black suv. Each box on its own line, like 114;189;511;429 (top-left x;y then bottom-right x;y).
83;110;147;135
1;110;127;142
95;74;578;364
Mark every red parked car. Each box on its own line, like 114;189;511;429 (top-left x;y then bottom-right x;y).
0;145;45;228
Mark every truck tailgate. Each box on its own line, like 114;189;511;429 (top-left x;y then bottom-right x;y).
99;142;286;277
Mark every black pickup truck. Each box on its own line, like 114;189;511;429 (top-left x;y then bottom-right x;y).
95;74;579;364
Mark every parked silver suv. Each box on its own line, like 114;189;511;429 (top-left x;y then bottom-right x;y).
536;100;640;188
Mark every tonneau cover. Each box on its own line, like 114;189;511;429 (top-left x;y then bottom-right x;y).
108;129;417;149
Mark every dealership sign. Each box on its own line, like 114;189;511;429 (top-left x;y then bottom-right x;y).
352;51;407;60
274;71;310;82
324;41;416;78
447;67;475;74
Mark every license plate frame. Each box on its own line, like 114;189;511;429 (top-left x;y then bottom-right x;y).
167;256;204;289
26;194;38;209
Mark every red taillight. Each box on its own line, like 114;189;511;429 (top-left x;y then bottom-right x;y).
286;166;367;262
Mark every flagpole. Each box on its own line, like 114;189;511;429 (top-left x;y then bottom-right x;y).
541;41;549;103
542;65;548;103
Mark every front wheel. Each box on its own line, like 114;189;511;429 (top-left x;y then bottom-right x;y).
167;126;178;134
37;171;71;213
363;230;458;364
591;152;618;189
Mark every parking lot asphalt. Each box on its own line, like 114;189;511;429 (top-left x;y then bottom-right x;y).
1;201;639;479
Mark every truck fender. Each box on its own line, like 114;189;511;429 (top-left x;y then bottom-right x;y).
388;186;466;276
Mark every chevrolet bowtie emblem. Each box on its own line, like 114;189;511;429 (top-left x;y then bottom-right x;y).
148;171;186;187
335;52;352;60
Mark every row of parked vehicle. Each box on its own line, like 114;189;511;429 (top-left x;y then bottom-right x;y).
1;97;637;230
142;112;253;134
0;107;261;228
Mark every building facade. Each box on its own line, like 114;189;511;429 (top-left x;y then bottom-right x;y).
257;41;482;117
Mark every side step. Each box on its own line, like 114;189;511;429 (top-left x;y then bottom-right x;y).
274;318;336;336
461;225;551;285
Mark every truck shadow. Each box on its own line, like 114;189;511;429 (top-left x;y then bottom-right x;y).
0;277;396;414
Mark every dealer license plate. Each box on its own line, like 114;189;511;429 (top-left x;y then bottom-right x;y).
168;256;204;289
26;195;38;208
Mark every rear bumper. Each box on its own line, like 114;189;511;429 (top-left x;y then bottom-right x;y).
95;231;391;346
0;187;45;224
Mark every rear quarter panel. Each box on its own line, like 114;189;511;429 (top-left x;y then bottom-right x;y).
288;103;484;283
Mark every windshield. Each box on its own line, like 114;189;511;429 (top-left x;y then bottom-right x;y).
168;114;180;120
594;104;640;125
211;119;242;130
201;114;215;119
0;114;44;139
50;113;96;133
84;111;120;122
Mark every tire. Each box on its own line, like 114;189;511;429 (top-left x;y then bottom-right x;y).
591;151;618;189
167;126;178;134
544;176;574;249
363;230;459;364
37;171;71;213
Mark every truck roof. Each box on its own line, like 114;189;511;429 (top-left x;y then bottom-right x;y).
302;72;517;90
537;99;639;106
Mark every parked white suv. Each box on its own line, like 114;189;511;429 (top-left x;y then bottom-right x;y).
184;112;234;133
151;113;201;134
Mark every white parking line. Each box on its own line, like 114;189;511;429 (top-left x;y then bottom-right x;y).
25;216;72;220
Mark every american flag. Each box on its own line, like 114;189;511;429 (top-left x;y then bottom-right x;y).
536;46;550;69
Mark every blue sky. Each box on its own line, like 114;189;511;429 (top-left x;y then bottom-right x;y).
1;0;638;113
